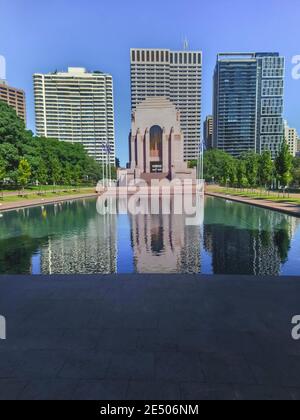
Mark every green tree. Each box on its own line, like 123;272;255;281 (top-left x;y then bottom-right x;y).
243;152;259;189
36;159;48;186
0;143;19;181
0;159;6;182
204;149;234;183
292;157;300;187
0;158;6;198
50;157;62;187
62;163;74;187
259;151;274;188
73;165;82;188
236;160;248;189
17;159;31;193
0;101;110;188
0;101;25;145
188;160;198;169
228;160;237;186
275;141;293;188
220;158;236;186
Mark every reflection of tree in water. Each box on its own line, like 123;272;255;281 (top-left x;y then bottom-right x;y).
0;195;298;275
0;199;117;274
274;219;291;264
0;201;95;241
203;197;298;275
0;236;45;274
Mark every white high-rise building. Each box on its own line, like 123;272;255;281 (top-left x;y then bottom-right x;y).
284;121;298;157
33;67;115;164
130;48;202;161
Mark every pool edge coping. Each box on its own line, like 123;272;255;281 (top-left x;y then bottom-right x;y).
0;193;98;213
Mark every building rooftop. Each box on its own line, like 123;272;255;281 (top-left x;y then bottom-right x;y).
35;67;109;77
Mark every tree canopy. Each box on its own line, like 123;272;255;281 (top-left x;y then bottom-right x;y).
203;146;296;189
0;101;113;187
275;141;293;187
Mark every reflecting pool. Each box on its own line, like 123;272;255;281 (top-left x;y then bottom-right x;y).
0;196;299;275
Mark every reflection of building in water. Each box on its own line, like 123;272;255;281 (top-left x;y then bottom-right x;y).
129;196;203;273
204;198;300;275
41;213;117;274
287;217;300;239
204;224;283;275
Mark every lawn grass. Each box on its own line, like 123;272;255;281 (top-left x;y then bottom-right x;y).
208;187;300;206
0;188;95;204
1;185;93;194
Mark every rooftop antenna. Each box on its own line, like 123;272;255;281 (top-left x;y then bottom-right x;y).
183;37;189;50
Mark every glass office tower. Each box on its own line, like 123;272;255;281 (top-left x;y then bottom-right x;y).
213;53;284;158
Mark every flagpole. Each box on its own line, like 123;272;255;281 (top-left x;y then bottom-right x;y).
108;141;111;185
105;141;108;188
102;139;105;185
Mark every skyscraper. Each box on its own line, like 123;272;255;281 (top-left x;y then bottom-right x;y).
284;121;298;157
213;53;284;158
33;67;115;164
0;80;26;123
203;115;213;150
130;48;202;161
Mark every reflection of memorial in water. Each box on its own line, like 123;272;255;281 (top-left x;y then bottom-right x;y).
2;194;299;276
40;202;117;274
128;195;204;273
203;197;300;275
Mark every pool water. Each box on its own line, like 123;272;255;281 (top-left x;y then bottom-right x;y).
0;196;299;275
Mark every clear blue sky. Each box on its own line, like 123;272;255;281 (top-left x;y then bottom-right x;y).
1;0;299;165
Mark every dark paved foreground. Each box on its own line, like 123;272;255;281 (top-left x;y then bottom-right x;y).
0;274;300;400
